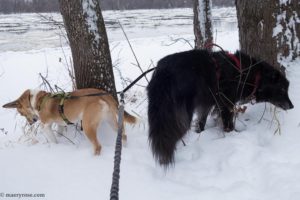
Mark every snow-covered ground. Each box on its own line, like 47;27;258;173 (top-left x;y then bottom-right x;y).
1;7;300;200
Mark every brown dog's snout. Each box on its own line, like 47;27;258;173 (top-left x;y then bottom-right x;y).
27;115;39;125
32;115;39;123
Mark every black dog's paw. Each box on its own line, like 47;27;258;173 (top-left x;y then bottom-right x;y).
223;119;234;132
223;123;234;132
195;127;202;134
223;127;234;132
193;120;204;134
195;123;206;134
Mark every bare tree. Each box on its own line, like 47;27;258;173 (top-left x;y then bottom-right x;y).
236;0;300;68
59;0;117;100
193;0;213;50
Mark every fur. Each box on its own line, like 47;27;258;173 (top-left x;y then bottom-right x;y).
147;49;294;166
3;88;136;155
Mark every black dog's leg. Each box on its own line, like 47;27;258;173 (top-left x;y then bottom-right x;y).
195;106;212;133
220;106;234;132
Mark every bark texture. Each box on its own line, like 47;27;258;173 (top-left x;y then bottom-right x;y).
59;0;117;100
236;0;299;68
193;0;213;50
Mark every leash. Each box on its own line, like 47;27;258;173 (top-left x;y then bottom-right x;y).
109;67;156;200
108;67;157;200
109;93;125;200
68;67;157;99
39;67;157;125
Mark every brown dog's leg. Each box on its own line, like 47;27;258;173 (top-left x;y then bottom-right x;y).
107;106;127;143
82;105;102;155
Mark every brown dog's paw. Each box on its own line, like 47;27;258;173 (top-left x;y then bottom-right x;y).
94;146;102;155
122;134;127;142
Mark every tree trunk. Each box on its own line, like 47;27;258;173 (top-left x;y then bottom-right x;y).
59;0;117;100
236;0;299;68
193;0;213;50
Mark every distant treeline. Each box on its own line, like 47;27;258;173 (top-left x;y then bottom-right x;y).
0;0;234;14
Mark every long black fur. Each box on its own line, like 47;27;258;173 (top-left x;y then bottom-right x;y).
147;49;293;166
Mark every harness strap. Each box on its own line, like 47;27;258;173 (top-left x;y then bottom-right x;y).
211;57;220;92
226;53;263;101
247;71;262;103
211;51;262;103
58;94;74;125
226;52;241;70
252;72;261;95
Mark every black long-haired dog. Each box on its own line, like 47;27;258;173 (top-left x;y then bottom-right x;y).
147;49;294;166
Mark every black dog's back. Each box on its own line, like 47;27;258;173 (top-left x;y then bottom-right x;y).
147;50;217;165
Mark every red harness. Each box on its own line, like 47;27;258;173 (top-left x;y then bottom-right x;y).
226;52;241;70
204;43;261;101
213;52;261;100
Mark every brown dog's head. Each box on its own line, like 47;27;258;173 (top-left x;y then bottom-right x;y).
3;90;39;125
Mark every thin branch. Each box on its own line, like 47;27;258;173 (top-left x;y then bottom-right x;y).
39;73;55;93
272;106;282;135
164;35;194;49
258;103;267;123
54;130;76;145
37;13;64;27
118;21;149;83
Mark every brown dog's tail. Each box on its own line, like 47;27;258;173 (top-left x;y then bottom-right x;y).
124;111;136;124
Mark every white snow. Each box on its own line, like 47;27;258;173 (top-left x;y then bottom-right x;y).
280;0;291;5
0;8;300;200
273;3;300;63
197;0;213;41
82;0;101;45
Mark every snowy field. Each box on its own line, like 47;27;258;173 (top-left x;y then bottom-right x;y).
0;7;300;200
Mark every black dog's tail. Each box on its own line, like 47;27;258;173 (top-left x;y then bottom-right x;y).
147;70;192;167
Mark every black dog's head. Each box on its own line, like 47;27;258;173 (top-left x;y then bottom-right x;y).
256;62;294;110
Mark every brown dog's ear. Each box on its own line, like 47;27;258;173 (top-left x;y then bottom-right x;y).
2;100;19;109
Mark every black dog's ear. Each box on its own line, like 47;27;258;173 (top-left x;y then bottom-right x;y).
279;65;286;75
272;72;279;81
3;100;19;109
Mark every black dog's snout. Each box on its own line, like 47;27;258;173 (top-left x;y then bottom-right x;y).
289;102;294;109
282;100;294;110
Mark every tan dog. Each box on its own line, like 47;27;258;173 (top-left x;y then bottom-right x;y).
3;88;136;155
